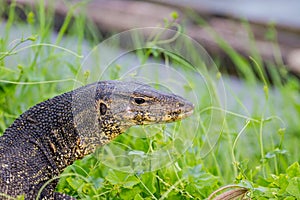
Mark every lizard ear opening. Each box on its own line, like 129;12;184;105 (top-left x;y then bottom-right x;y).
100;103;107;115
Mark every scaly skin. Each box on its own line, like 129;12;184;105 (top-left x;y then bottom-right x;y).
0;80;194;199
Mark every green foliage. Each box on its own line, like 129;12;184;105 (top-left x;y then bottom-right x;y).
57;158;219;199
248;162;300;199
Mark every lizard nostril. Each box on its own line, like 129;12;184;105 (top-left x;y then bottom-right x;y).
178;102;184;107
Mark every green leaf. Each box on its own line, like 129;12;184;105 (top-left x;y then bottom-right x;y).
82;183;93;195
105;169;140;189
141;173;157;194
286;162;300;178
284;197;296;200
66;177;85;191
286;177;300;199
87;177;104;190
123;178;140;189
183;164;219;197
134;194;144;200
120;187;143;199
276;174;289;192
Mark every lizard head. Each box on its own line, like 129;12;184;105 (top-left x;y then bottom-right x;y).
73;80;194;155
95;80;194;134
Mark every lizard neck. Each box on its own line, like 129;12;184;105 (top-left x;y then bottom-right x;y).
5;84;124;173
5;92;82;172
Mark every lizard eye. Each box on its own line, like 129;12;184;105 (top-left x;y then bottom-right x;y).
134;97;146;105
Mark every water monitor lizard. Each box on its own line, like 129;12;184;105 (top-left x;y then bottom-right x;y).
0;80;194;199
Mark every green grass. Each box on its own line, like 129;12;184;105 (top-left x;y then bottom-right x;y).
1;1;299;199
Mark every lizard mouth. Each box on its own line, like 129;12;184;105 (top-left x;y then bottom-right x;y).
179;109;194;118
162;102;194;123
179;101;194;118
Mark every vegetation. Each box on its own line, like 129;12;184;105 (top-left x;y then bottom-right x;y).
0;1;299;199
